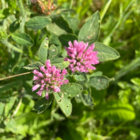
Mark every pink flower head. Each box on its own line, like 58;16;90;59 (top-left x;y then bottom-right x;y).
32;60;69;100
65;40;99;73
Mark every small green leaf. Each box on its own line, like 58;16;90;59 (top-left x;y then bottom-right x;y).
26;16;51;30
80;91;93;107
46;23;67;36
53;113;65;121
34;95;53;114
50;57;63;63
73;74;85;81
38;38;49;64
61;83;83;98
5;97;16;117
87;71;103;78
11;33;33;46
89;76;110;90
63;16;79;35
0;10;5;19
94;100;136;121
51;57;70;69
59;34;78;47
48;44;58;59
54;93;72;117
4;119;17;133
9;20;20;33
131;78;140;87
23;62;43;70
57;61;70;69
94;42;120;61
1;40;23;53
53;16;73;34
78;11;100;44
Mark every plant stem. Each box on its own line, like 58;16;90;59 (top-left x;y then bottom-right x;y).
11;97;22;117
106;121;127;136
0;72;31;81
17;0;26;33
100;0;112;22
70;0;73;9
2;40;23;53
1;0;5;9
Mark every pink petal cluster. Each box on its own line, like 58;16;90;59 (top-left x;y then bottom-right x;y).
65;40;99;73
32;60;69;100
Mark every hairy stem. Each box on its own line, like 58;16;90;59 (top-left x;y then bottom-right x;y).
0;72;31;81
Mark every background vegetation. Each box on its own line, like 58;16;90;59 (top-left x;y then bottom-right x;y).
0;0;140;139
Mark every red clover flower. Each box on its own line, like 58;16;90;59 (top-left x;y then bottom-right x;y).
32;60;69;100
65;40;99;73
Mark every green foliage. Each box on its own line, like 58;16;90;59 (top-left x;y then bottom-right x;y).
26;16;51;30
34;95;53;114
0;0;140;139
38;38;49;64
78;11;100;44
73;74;85;81
23;62;43;70
80;91;94;107
11;33;34;46
59;34;78;46
50;57;70;69
54;92;72;117
95;42;120;61
48;44;58;59
88;76;110;90
94;100;135;121
61;83;83;98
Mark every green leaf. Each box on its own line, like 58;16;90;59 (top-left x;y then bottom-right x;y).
23;62;43;70
11;33;33;46
73;74;85;81
59;34;78;47
94;42;120;61
49;33;62;52
78;11;100;44
53;16;73;34
0;81;20;93
131;78;140;87
1;40;23;53
34;95;53;114
61;83;83;98
0;102;5;116
0;10;5;19
63;16;79;35
80;91;93;107
53;113;65;121
46;23;67;36
54;93;72;117
115;58;140;80
46;15;73;36
87;71;103;78
38;38;49;64
49;9;74;18
5;97;16;117
48;44;58;59
51;57;70;69
26;16;51;30
89;76;110;90
4;119;18;133
94;100;136;121
9;20;20;33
